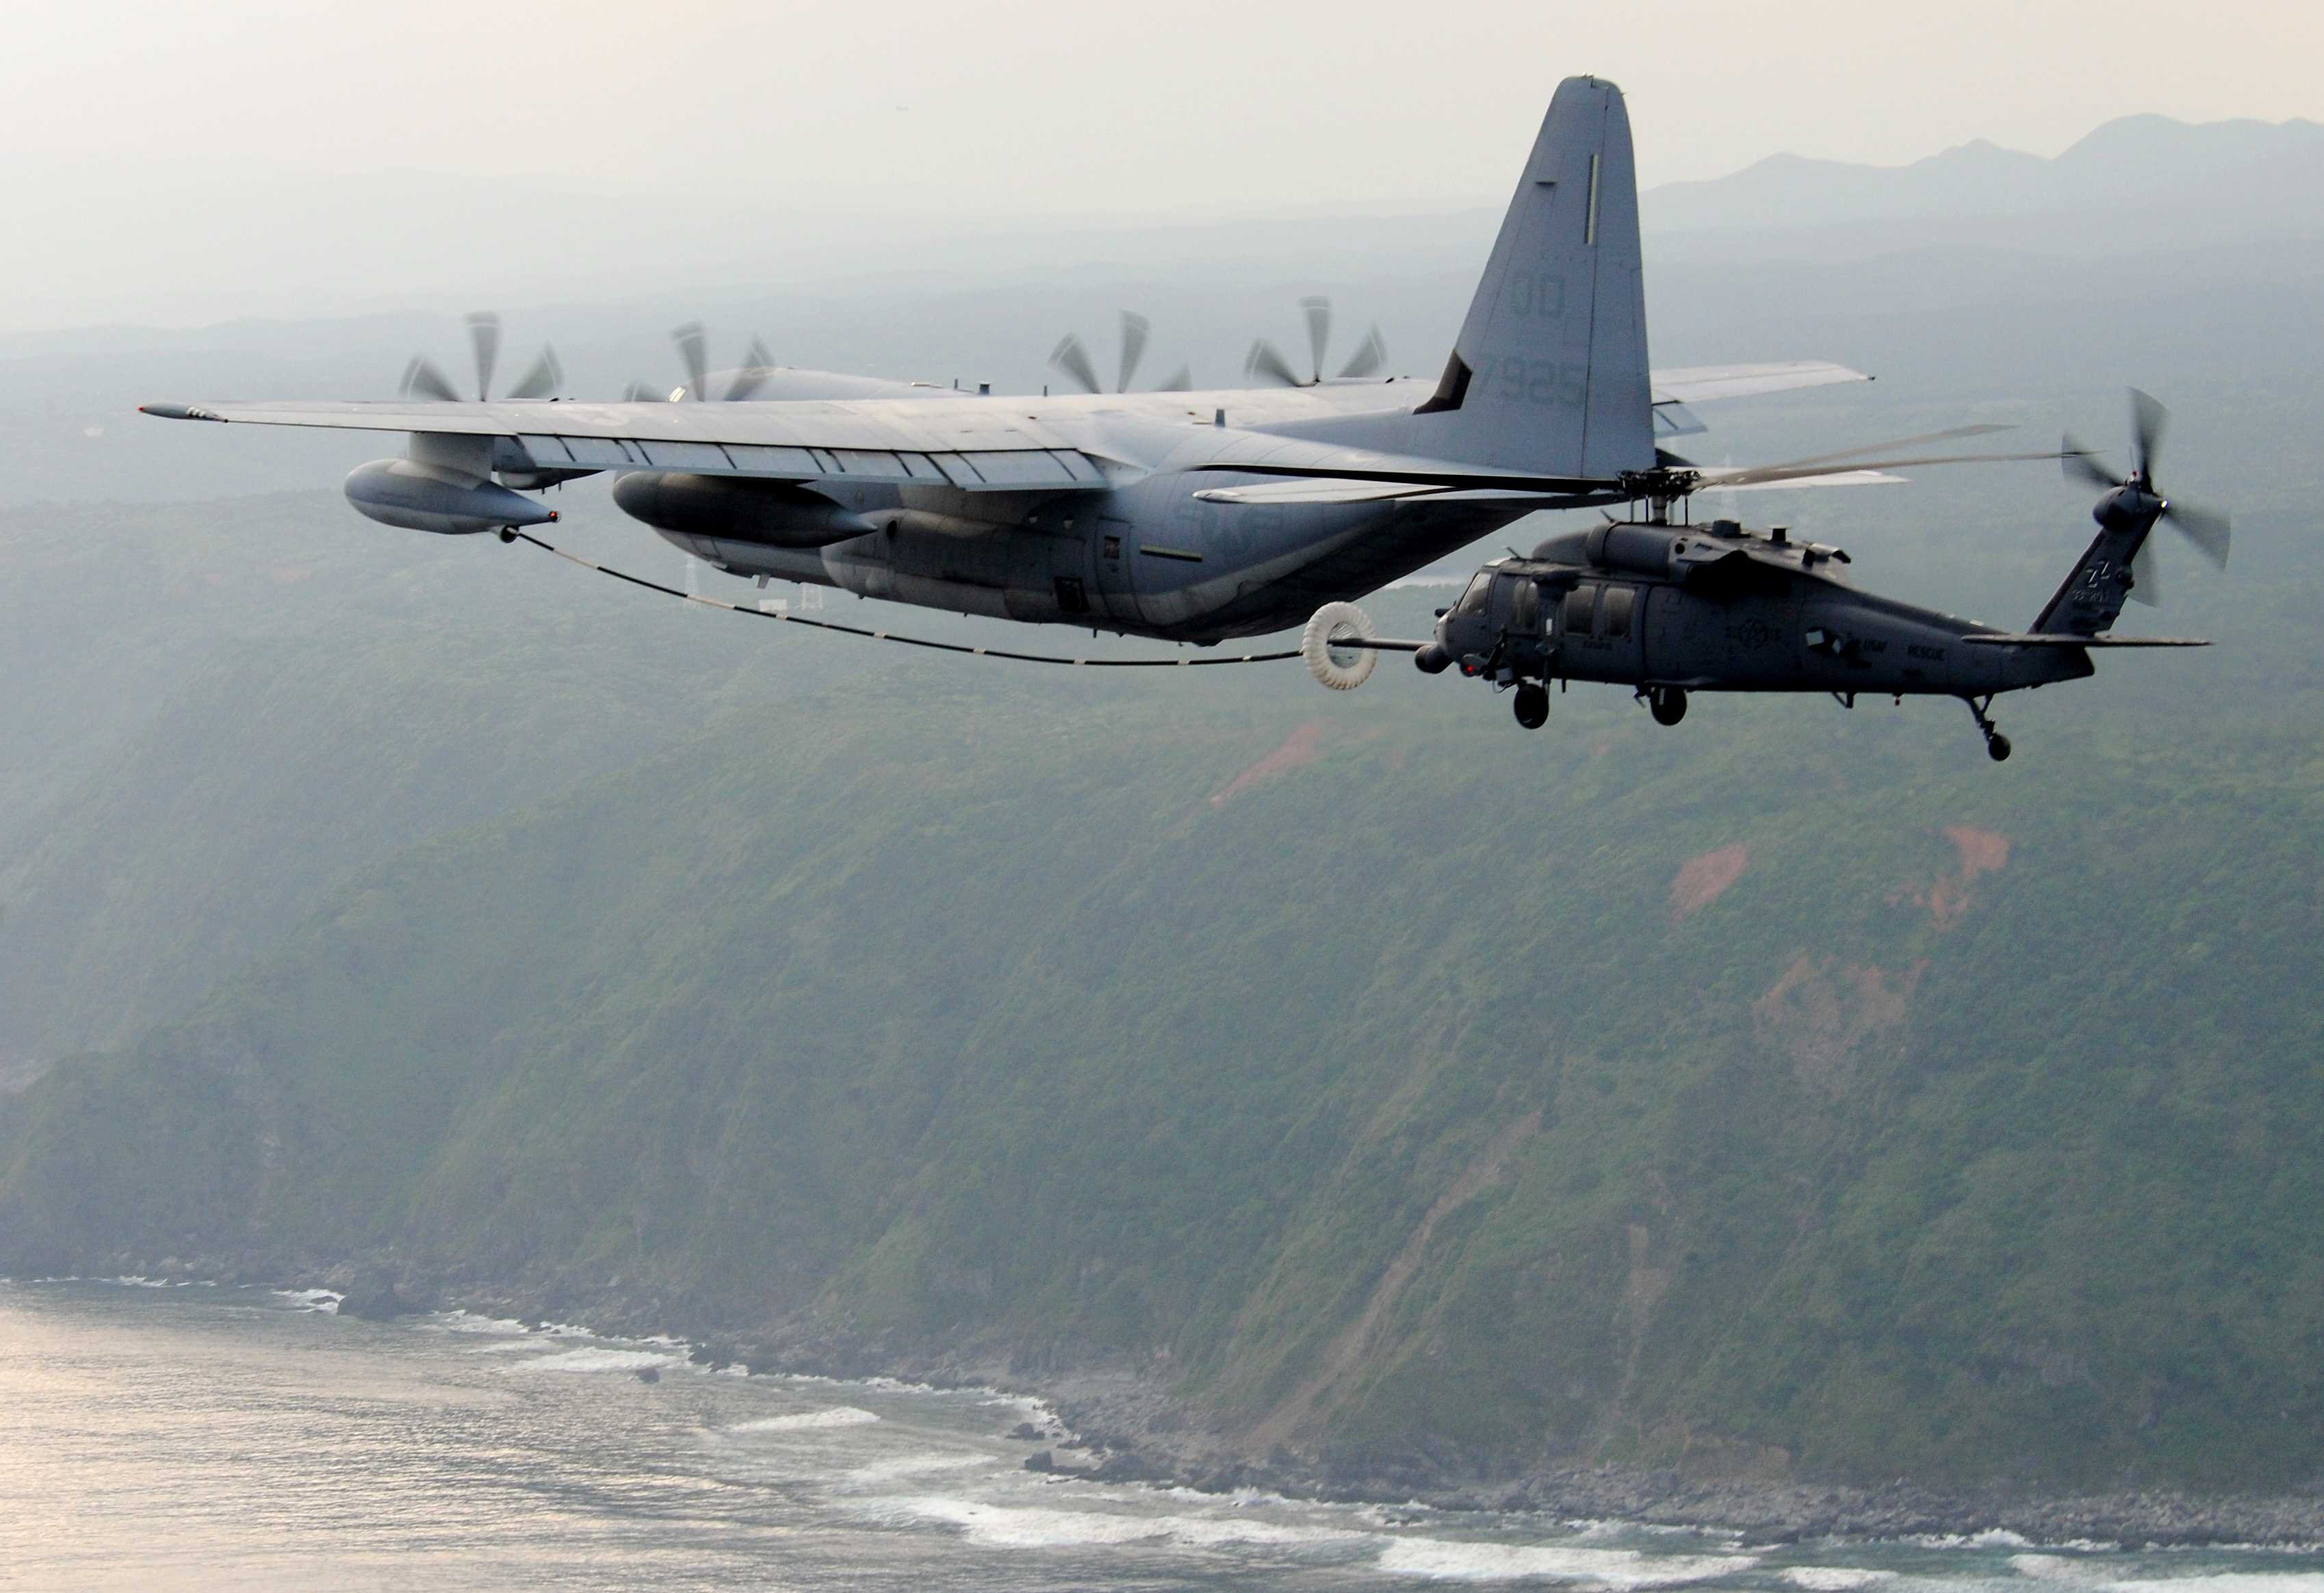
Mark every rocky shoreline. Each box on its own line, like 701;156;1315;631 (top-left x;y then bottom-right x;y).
38;1248;2324;1549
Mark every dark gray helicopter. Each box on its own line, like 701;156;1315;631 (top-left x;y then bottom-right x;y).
1298;391;2228;762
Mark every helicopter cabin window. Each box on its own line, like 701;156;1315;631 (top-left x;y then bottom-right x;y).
1602;585;1635;638
1563;582;1598;636
1453;571;1493;617
1509;579;1540;633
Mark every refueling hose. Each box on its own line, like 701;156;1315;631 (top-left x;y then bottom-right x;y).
503;529;1300;669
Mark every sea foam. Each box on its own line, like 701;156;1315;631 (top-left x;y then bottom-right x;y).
1376;1541;1756;1585
507;1347;680;1375
1785;1568;1899;1591
729;1406;882;1432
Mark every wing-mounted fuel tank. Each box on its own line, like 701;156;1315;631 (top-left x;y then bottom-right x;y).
344;432;558;536
611;472;875;548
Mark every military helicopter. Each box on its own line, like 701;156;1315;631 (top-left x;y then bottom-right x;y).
1296;391;2228;762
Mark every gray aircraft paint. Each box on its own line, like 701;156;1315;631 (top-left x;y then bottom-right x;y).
142;77;1850;646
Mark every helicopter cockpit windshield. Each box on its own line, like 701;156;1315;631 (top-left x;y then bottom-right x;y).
1451;571;1493;617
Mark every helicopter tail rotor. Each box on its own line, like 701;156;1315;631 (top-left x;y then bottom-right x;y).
2062;389;2231;607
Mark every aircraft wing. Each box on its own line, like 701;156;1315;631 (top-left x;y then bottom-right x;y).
1648;360;1872;439
140;398;1111;492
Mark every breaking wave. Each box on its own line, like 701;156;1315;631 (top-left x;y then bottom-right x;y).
730;1406;883;1432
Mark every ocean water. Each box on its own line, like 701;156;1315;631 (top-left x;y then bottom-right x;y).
3;1281;2321;1591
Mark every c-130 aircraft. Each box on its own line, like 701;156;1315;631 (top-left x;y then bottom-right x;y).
146;77;1927;641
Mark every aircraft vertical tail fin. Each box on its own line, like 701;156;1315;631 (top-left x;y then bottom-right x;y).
1405;76;1655;480
2031;489;2167;636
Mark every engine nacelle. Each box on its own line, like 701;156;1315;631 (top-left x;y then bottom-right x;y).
1582;523;1681;578
612;472;874;548
344;458;558;536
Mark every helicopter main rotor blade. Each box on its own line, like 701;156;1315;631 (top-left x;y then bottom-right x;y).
1049;333;1102;395
1741;424;2016;476
671;322;710;400
1301;296;1332;385
504;346;563;401
465;311;502;400
1118;311;1150;393
1337;326;1388;380
1244;339;1304;388
1707;447;2076;489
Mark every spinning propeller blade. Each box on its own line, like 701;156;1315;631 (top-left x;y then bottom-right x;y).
2130;536;2164;609
465;311;502;401
671;322;710;401
2069;389;2232;587
2130;387;2168;482
398;312;558;402
1243;339;1305;388
504;346;564;402
2061;433;2123;491
1337;326;1389;380
398;356;461;403
722;337;776;401
1118;311;1150;394
1302;296;1332;385
1049;334;1102;395
1155;365;1193;393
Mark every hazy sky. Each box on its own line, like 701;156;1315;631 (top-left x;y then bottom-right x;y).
12;0;2317;202
2;0;2316;330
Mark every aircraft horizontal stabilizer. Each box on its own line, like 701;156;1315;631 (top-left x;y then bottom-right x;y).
1959;633;2211;647
1649;361;1872;406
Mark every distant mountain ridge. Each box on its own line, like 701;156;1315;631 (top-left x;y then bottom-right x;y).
1643;112;2324;245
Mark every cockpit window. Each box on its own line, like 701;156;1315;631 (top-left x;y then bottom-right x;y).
1563;582;1597;636
1510;580;1539;633
1453;571;1493;617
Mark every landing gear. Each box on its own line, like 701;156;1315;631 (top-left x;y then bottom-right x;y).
1647;686;1688;727
1512;682;1549;729
1965;696;2012;762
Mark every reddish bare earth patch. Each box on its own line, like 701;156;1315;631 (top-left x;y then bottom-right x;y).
1209;721;1326;806
1670;845;1750;919
1754;955;1926;1096
1890;825;2013;929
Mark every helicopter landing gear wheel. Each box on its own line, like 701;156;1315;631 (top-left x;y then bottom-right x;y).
1647;686;1688;727
1512;682;1549;729
1965;696;2011;762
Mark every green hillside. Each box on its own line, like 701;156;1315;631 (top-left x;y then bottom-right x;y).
3;279;2321;1497
5;553;2322;1487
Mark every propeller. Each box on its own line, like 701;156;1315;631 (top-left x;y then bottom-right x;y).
664;322;778;402
1049;311;1193;394
2062;387;2232;608
398;311;562;402
1243;296;1388;387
